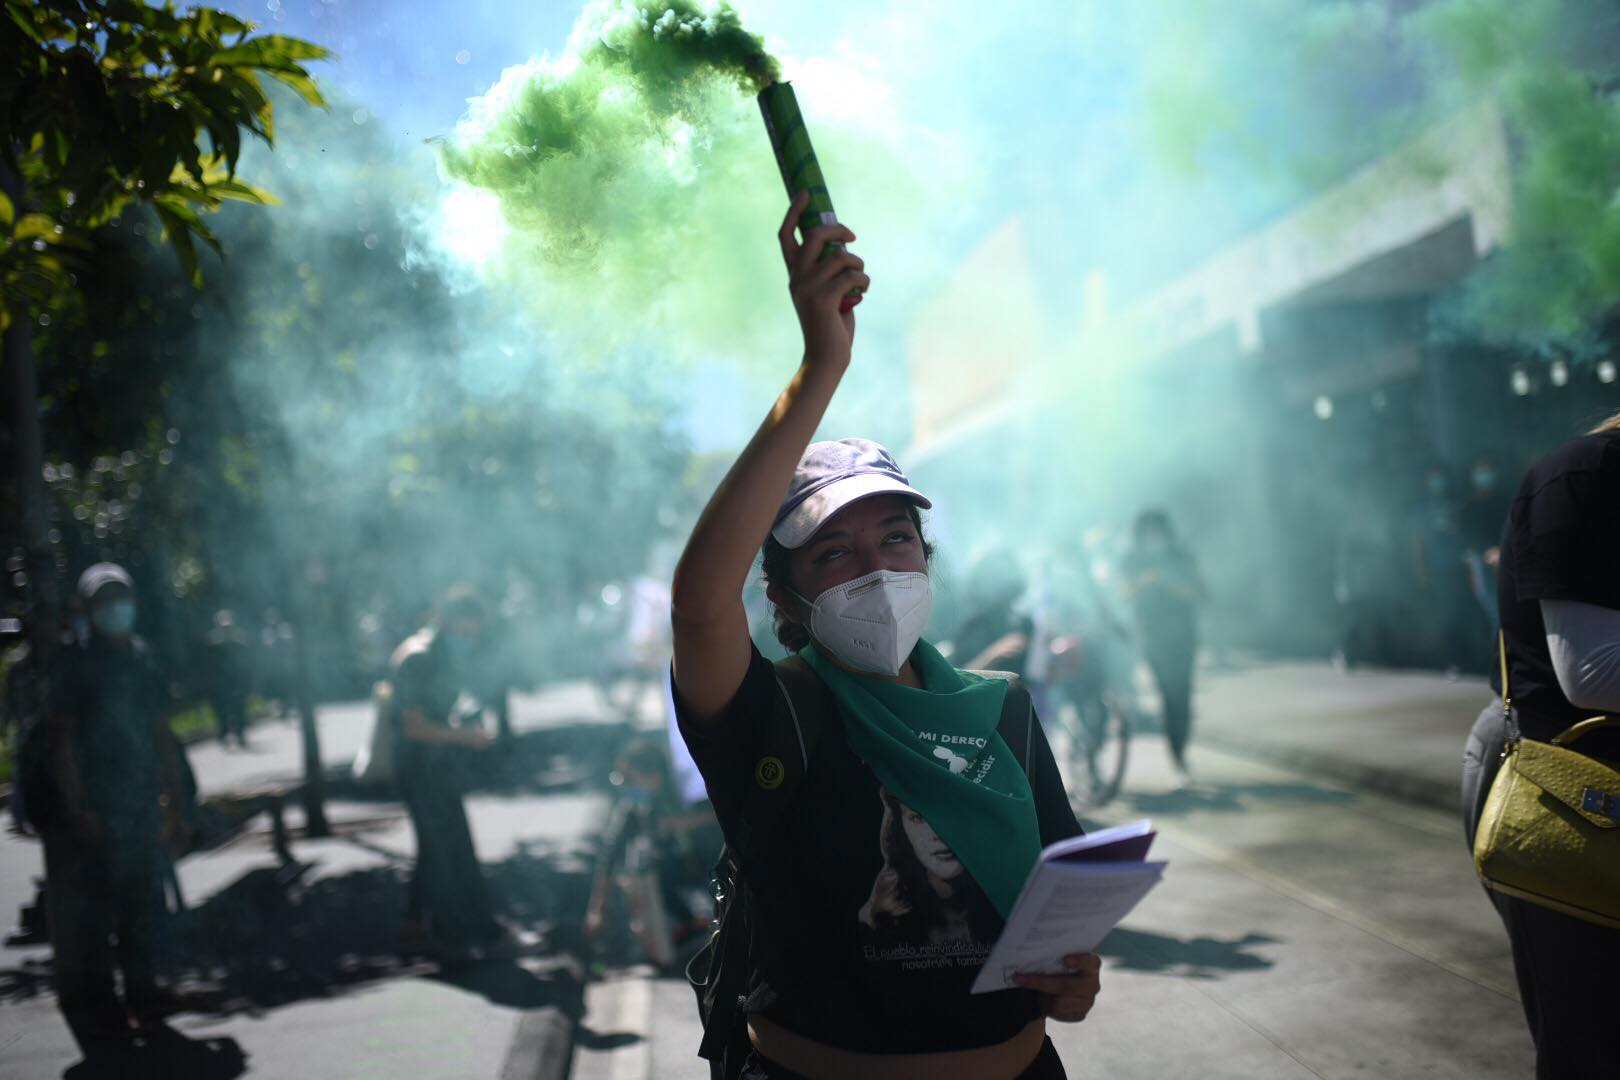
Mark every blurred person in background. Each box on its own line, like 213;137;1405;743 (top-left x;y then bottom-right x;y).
582;736;710;968
3;614;63;950
1410;463;1476;670
1121;509;1205;777
204;608;252;748
4;616;48;838
1459;454;1512;633
1461;411;1620;1079
41;563;190;1045
389;585;508;962
1333;513;1393;670
952;550;1034;675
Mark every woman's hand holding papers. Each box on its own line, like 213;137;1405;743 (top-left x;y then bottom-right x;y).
1015;952;1102;1023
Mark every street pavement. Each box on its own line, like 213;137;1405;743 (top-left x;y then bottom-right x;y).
573;661;1535;1080
1194;660;1489;810
2;660;1530;1080
0;680;626;1080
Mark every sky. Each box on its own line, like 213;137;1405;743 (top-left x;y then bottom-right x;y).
204;0;1348;453
214;0;581;142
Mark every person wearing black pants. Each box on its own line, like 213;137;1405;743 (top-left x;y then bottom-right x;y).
1121;510;1204;777
389;588;505;960
43;564;188;1045
1460;413;1620;1079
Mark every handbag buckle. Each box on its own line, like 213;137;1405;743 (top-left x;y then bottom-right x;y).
1581;788;1620;820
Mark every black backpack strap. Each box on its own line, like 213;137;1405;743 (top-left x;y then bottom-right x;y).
725;654;829;869
691;655;831;1073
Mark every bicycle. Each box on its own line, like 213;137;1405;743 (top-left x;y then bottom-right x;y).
583;737;716;972
1043;632;1133;807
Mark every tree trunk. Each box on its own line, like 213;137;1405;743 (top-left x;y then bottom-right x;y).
0;153;60;665
293;621;330;838
281;518;328;841
296;693;330;841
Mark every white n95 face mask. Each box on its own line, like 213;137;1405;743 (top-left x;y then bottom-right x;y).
796;569;933;676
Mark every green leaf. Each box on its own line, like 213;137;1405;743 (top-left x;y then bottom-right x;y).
210;69;273;141
206;177;279;207
262;68;326;109
5;3;45;45
205;119;242;176
206;35;330;69
191;8;253;42
0;192;12;228
14;213;59;241
153;203;202;287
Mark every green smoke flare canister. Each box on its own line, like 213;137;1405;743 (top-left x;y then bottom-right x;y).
758;81;863;309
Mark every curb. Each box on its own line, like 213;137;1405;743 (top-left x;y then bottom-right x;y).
499;789;614;1080
1199;729;1460;813
500;949;589;1080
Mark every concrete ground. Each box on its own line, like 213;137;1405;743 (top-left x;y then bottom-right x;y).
573;661;1533;1080
0;681;623;1080
2;660;1530;1080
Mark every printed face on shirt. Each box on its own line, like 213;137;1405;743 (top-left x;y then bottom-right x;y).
900;802;963;881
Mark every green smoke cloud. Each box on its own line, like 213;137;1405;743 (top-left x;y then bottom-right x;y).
1411;0;1620;345
436;1;911;366
1139;0;1620;351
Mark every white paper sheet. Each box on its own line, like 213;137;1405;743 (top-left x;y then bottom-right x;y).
970;834;1165;994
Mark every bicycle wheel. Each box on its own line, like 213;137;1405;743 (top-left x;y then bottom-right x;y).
1065;693;1131;807
622;834;676;968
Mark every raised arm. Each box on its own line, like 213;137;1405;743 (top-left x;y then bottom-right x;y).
671;192;870;724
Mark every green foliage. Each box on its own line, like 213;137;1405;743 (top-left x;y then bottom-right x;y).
167;701;217;742
14;83;695;692
0;0;328;312
1410;0;1620;345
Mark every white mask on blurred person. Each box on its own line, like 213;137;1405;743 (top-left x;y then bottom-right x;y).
92;600;137;638
794;570;932;677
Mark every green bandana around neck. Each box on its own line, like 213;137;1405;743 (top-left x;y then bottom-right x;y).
801;639;1043;919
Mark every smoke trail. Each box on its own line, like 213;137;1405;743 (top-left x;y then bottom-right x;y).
433;1;927;366
1409;0;1620;346
1137;0;1620;350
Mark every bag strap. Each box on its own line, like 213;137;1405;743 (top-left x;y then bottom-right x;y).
1498;629;1614;749
724;655;827;870
1499;630;1521;751
1552;715;1620;747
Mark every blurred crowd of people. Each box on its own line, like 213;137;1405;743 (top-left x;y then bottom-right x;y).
1335;455;1514;674
3;413;1614;1077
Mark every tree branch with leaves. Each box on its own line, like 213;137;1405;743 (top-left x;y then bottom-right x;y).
0;0;329;311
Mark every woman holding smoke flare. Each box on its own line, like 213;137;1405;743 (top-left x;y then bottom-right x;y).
670;192;1097;1079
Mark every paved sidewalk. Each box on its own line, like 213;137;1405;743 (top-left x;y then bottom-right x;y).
576;660;1527;1080
0;682;623;1080
1191;661;1488;811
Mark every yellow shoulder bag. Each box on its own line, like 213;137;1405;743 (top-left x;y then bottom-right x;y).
1473;631;1620;928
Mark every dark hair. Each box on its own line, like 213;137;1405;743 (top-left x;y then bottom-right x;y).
760;503;933;652
1133;508;1173;542
437;584;487;625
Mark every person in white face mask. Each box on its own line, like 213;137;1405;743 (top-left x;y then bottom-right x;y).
41;563;191;1046
760;437;935;678
669;195;1095;1080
